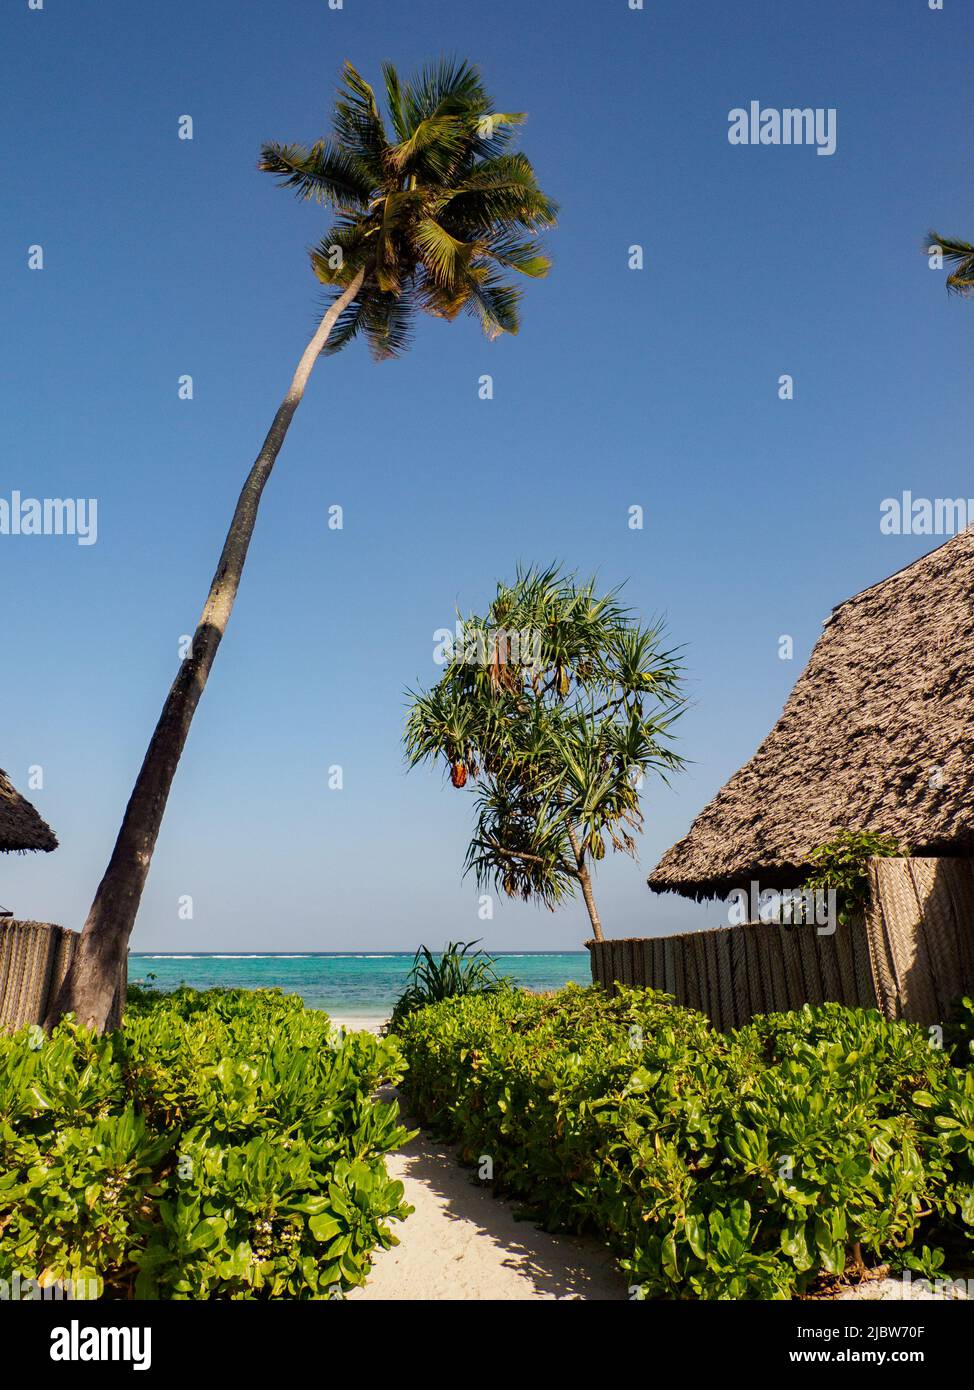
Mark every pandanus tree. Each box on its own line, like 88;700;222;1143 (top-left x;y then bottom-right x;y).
927;232;974;296
47;59;557;1031
404;568;685;942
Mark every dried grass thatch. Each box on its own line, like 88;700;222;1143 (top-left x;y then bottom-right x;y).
0;768;57;854
649;531;974;900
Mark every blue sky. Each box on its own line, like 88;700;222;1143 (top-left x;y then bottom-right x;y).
1;0;970;951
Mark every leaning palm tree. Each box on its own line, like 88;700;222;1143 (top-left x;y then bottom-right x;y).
46;58;557;1032
927;231;974;296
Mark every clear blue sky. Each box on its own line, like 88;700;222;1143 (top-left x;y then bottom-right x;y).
1;0;970;951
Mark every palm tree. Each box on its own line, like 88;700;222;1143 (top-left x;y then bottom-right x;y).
927;231;974;296
46;59;557;1032
404;567;685;942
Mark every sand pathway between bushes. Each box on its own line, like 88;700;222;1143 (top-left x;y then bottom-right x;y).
349;1125;970;1302
336;1026;967;1304
348;1126;628;1302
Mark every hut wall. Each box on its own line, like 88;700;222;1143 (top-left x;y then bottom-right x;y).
0;921;126;1033
589;856;974;1031
865;856;974;1027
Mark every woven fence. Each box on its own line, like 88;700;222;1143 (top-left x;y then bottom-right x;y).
588;856;974;1031
587;916;876;1032
865;857;974;1027
0;921;126;1033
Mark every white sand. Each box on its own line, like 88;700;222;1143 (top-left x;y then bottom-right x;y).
836;1275;969;1301
333;1025;623;1298
328;1015;388;1036
350;1125;628;1301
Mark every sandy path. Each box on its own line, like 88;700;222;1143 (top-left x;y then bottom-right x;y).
330;1015;388;1035
349;1109;967;1302
350;1126;628;1301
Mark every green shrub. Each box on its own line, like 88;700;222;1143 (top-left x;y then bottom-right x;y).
803;829;906;926
395;984;974;1299
388;940;507;1032
945;995;974;1067
0;987;413;1299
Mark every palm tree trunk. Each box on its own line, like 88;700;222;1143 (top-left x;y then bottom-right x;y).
566;823;604;942
44;270;365;1033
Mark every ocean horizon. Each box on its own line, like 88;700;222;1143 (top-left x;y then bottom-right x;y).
128;950;593;1018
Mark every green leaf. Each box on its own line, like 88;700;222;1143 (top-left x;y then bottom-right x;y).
309;1214;343;1243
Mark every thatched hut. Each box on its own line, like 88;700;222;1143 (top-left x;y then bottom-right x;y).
0;770;75;1030
0;767;58;857
0;769;125;1032
648;530;974;901
585;532;974;1030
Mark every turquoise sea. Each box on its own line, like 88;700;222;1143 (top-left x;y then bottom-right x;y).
128;951;593;1018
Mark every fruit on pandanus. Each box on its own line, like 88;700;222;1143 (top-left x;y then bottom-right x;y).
451;761;468;788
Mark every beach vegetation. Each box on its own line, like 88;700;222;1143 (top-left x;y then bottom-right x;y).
388;939;507;1031
1;987;412;1298
397;985;974;1299
404;567;684;941
803;829;906;927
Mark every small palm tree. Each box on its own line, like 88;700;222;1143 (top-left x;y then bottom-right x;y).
405;567;685;943
48;59;556;1032
927;231;974;296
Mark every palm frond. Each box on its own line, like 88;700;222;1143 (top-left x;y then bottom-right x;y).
362;288;415;360
316;287;368;355
448;154;559;227
262;58;556;354
401;58;487;128
309;218;373;285
258;141;373;206
927;230;974;297
468;111;527;163
387;114;469;176
460;265;522;338
482;229;551;278
412;217;473;288
329;62;389;185
381;61;408;141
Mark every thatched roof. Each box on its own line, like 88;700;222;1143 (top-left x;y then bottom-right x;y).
649;531;974;900
0;769;57;853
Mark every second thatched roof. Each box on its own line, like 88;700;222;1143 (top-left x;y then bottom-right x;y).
0;769;57;854
649;530;974;900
